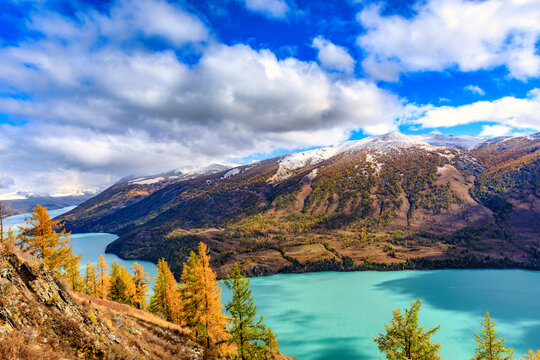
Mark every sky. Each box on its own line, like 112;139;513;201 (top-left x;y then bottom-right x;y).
1;0;540;198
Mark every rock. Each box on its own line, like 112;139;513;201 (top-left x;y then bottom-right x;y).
128;326;141;335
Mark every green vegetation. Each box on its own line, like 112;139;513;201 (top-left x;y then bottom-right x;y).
472;312;515;360
375;300;538;360
374;299;441;360
225;263;278;359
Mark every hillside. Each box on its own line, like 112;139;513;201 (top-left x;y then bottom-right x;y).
0;244;202;359
59;132;540;278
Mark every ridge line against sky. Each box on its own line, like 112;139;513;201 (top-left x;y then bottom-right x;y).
0;0;539;197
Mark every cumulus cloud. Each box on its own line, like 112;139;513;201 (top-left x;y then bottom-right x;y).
408;89;540;131
0;1;401;197
479;124;513;137
357;0;540;80
312;36;355;73
241;0;289;19
464;85;485;96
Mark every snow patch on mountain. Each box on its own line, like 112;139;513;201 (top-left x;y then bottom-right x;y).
127;162;241;185
222;168;241;179
130;177;165;185
267;132;503;183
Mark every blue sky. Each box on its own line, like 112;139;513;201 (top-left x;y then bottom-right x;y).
0;0;539;196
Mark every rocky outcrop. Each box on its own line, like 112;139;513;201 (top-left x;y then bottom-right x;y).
0;245;203;359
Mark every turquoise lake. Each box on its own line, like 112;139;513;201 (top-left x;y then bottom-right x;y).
5;207;540;359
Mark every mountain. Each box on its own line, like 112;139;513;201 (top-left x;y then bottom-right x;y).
4;192;100;217
58;133;540;278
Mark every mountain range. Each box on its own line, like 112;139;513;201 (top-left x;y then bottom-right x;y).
58;132;540;278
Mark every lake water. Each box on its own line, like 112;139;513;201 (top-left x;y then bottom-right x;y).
4;206;158;280
5;207;539;359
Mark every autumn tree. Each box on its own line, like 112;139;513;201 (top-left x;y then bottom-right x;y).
109;261;136;305
471;312;514;360
521;350;540;360
17;205;81;276
149;258;180;322
65;251;84;292
84;261;98;296
181;242;232;358
373;298;441;360
96;255;110;299
131;262;150;309
225;262;278;359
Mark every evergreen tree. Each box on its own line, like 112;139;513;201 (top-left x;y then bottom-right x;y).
96;255;110;299
17;205;81;275
225;262;278;359
181;242;233;358
84;261;98;296
471;312;514;360
149;258;180;322
131;262;150;309
373;298;441;360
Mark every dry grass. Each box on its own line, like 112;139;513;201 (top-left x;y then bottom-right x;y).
71;292;200;359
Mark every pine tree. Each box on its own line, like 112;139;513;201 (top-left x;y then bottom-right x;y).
373;298;441;360
471;312;514;360
131;262;150;309
96;255;110;299
17;205;81;275
225;262;278;359
84;261;98;296
149;258;180;322
181;242;232;358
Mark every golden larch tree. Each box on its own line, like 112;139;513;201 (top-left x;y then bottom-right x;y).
131;262;150;309
17;205;81;275
109;261;136;305
96;255;110;299
149;258;181;322
181;242;232;358
84;261;98;296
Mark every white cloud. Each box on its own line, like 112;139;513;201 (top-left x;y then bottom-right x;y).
464;85;485;96
408;89;540;131
357;0;540;80
0;2;402;197
242;0;289;19
312;36;355;73
479;124;513;137
28;0;208;46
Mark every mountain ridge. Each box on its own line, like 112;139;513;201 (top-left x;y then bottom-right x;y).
58;132;540;278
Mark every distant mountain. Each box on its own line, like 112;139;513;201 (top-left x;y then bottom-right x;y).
59;133;540;278
3;191;100;216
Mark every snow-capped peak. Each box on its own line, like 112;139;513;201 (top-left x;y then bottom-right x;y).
128;162;241;185
268;132;506;183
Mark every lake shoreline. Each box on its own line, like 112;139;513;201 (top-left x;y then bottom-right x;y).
103;239;540;279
